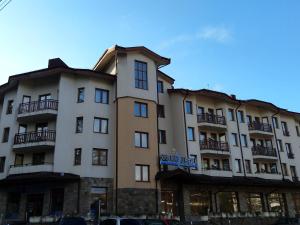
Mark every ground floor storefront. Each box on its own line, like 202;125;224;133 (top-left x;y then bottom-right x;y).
158;169;300;224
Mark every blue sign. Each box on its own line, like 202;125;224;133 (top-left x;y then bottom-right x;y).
160;154;198;169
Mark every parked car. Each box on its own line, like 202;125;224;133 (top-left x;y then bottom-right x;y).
57;217;87;225
101;218;141;225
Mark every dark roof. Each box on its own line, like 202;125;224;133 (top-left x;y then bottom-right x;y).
0;172;80;187
168;88;300;118
156;169;300;189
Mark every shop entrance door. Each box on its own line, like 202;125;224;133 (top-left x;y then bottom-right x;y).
26;194;44;218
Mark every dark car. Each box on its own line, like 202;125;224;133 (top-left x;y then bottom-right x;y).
58;217;87;225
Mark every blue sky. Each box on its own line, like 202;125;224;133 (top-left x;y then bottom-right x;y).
1;0;300;111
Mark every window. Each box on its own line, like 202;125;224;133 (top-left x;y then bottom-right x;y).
235;159;242;173
293;193;300;215
267;193;285;213
290;166;297;180
6;100;13;114
0;157;5;172
92;149;108;166
241;134;248;147
135;61;148;90
285;143;293;154
93;117;108;134
237;110;245;123
185;101;193;114
190;154;198;170
2;127;10;143
228;109;235;121
135;164;149;182
158;130;166;144
74;148;82;165
222;159;230;171
157;81;164;93
32;153;45;165
277;139;283;152
95;88;109;104
14;154;24;166
135;132;149;148
187;127;195;141
273;117;279;129
247;193;263;213
296;126;300;137
202;158;210;170
76;117;83;133
281;121;289;136
246;115;252;124
190;191;210;216
157;104;165;118
282;163;289;176
245;160;252;173
134;102;148;117
231;133;238;146
217;192;239;213
77;88;84;103
18;124;27;134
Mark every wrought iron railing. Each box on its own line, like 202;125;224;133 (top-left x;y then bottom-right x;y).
18;100;58;114
252;145;277;157
200;140;229;152
248;122;272;133
197;113;226;125
14;130;56;144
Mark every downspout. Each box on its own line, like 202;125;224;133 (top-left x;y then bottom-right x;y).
235;101;246;177
114;51;119;215
182;91;190;172
77;179;81;214
271;109;285;180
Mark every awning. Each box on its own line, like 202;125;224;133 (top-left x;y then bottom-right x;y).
0;172;80;187
156;169;300;189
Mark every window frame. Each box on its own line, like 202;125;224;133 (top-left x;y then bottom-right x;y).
134;131;149;148
231;133;239;146
95;88;109;104
157;80;164;93
74;148;82;166
92;148;108;166
6;100;13;115
93;117;109;134
237;110;245;123
228;109;235;121
75;117;83;133
187;127;195;141
185;101;193;114
135;164;150;182
134;60;148;90
2;127;10;143
134;102;148;118
0;157;5;173
241;134;248;147
77;88;85;103
157;104;165;118
235;159;242;173
158;130;167;144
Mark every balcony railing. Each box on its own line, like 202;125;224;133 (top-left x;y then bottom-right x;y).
202;166;231;171
14;130;56;145
248;122;272;133
10;162;53;168
18;100;58;114
287;152;295;159
197;113;226;125
200;140;229;152
252;145;277;157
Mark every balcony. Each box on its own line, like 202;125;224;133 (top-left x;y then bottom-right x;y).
202;167;232;177
200;140;230;156
248;122;273;137
8;163;53;175
252;146;277;161
13;130;56;151
17;100;58;122
197;113;227;131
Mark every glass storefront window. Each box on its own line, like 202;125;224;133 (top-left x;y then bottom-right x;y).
293;193;300;215
6;193;21;219
161;190;177;216
247;193;263;213
217;192;239;213
267;193;285;213
190;191;210;216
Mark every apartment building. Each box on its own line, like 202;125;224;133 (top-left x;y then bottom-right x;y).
0;45;300;224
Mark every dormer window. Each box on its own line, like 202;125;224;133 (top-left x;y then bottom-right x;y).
135;61;148;90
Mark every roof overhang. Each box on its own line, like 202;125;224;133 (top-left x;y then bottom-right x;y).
93;45;171;71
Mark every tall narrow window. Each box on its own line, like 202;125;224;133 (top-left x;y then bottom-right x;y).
237;110;245;123
95;88;109;104
228;109;235;121
157;81;164;93
281;121;289;136
187;127;195;141
92;149;108;166
235;159;242;173
290;166;297;180
277;139;283;152
247;193;263;213
6;100;13;114
76;117;83;133
241;134;248;147
158;130;167;144
2;127;10;143
134;102;148;117
135;61;148;90
0;157;5;173
14;154;24;166
157;104;165;118
185;101;193;114
135;164;149;182
282;163;289;176
272;117;279;129
296;126;300;137
74;148;82;165
231;133;238;146
245;160;252;173
135;132;149;148
77;88;84;103
93;117;108;134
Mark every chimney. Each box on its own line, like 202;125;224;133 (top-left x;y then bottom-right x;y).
231;94;236;100
48;58;68;69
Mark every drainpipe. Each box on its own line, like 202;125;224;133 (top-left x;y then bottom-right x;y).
271;109;285;180
235;101;247;177
182;90;190;173
114;50;119;215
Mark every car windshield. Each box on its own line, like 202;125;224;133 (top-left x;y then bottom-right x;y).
120;219;141;225
60;217;87;225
